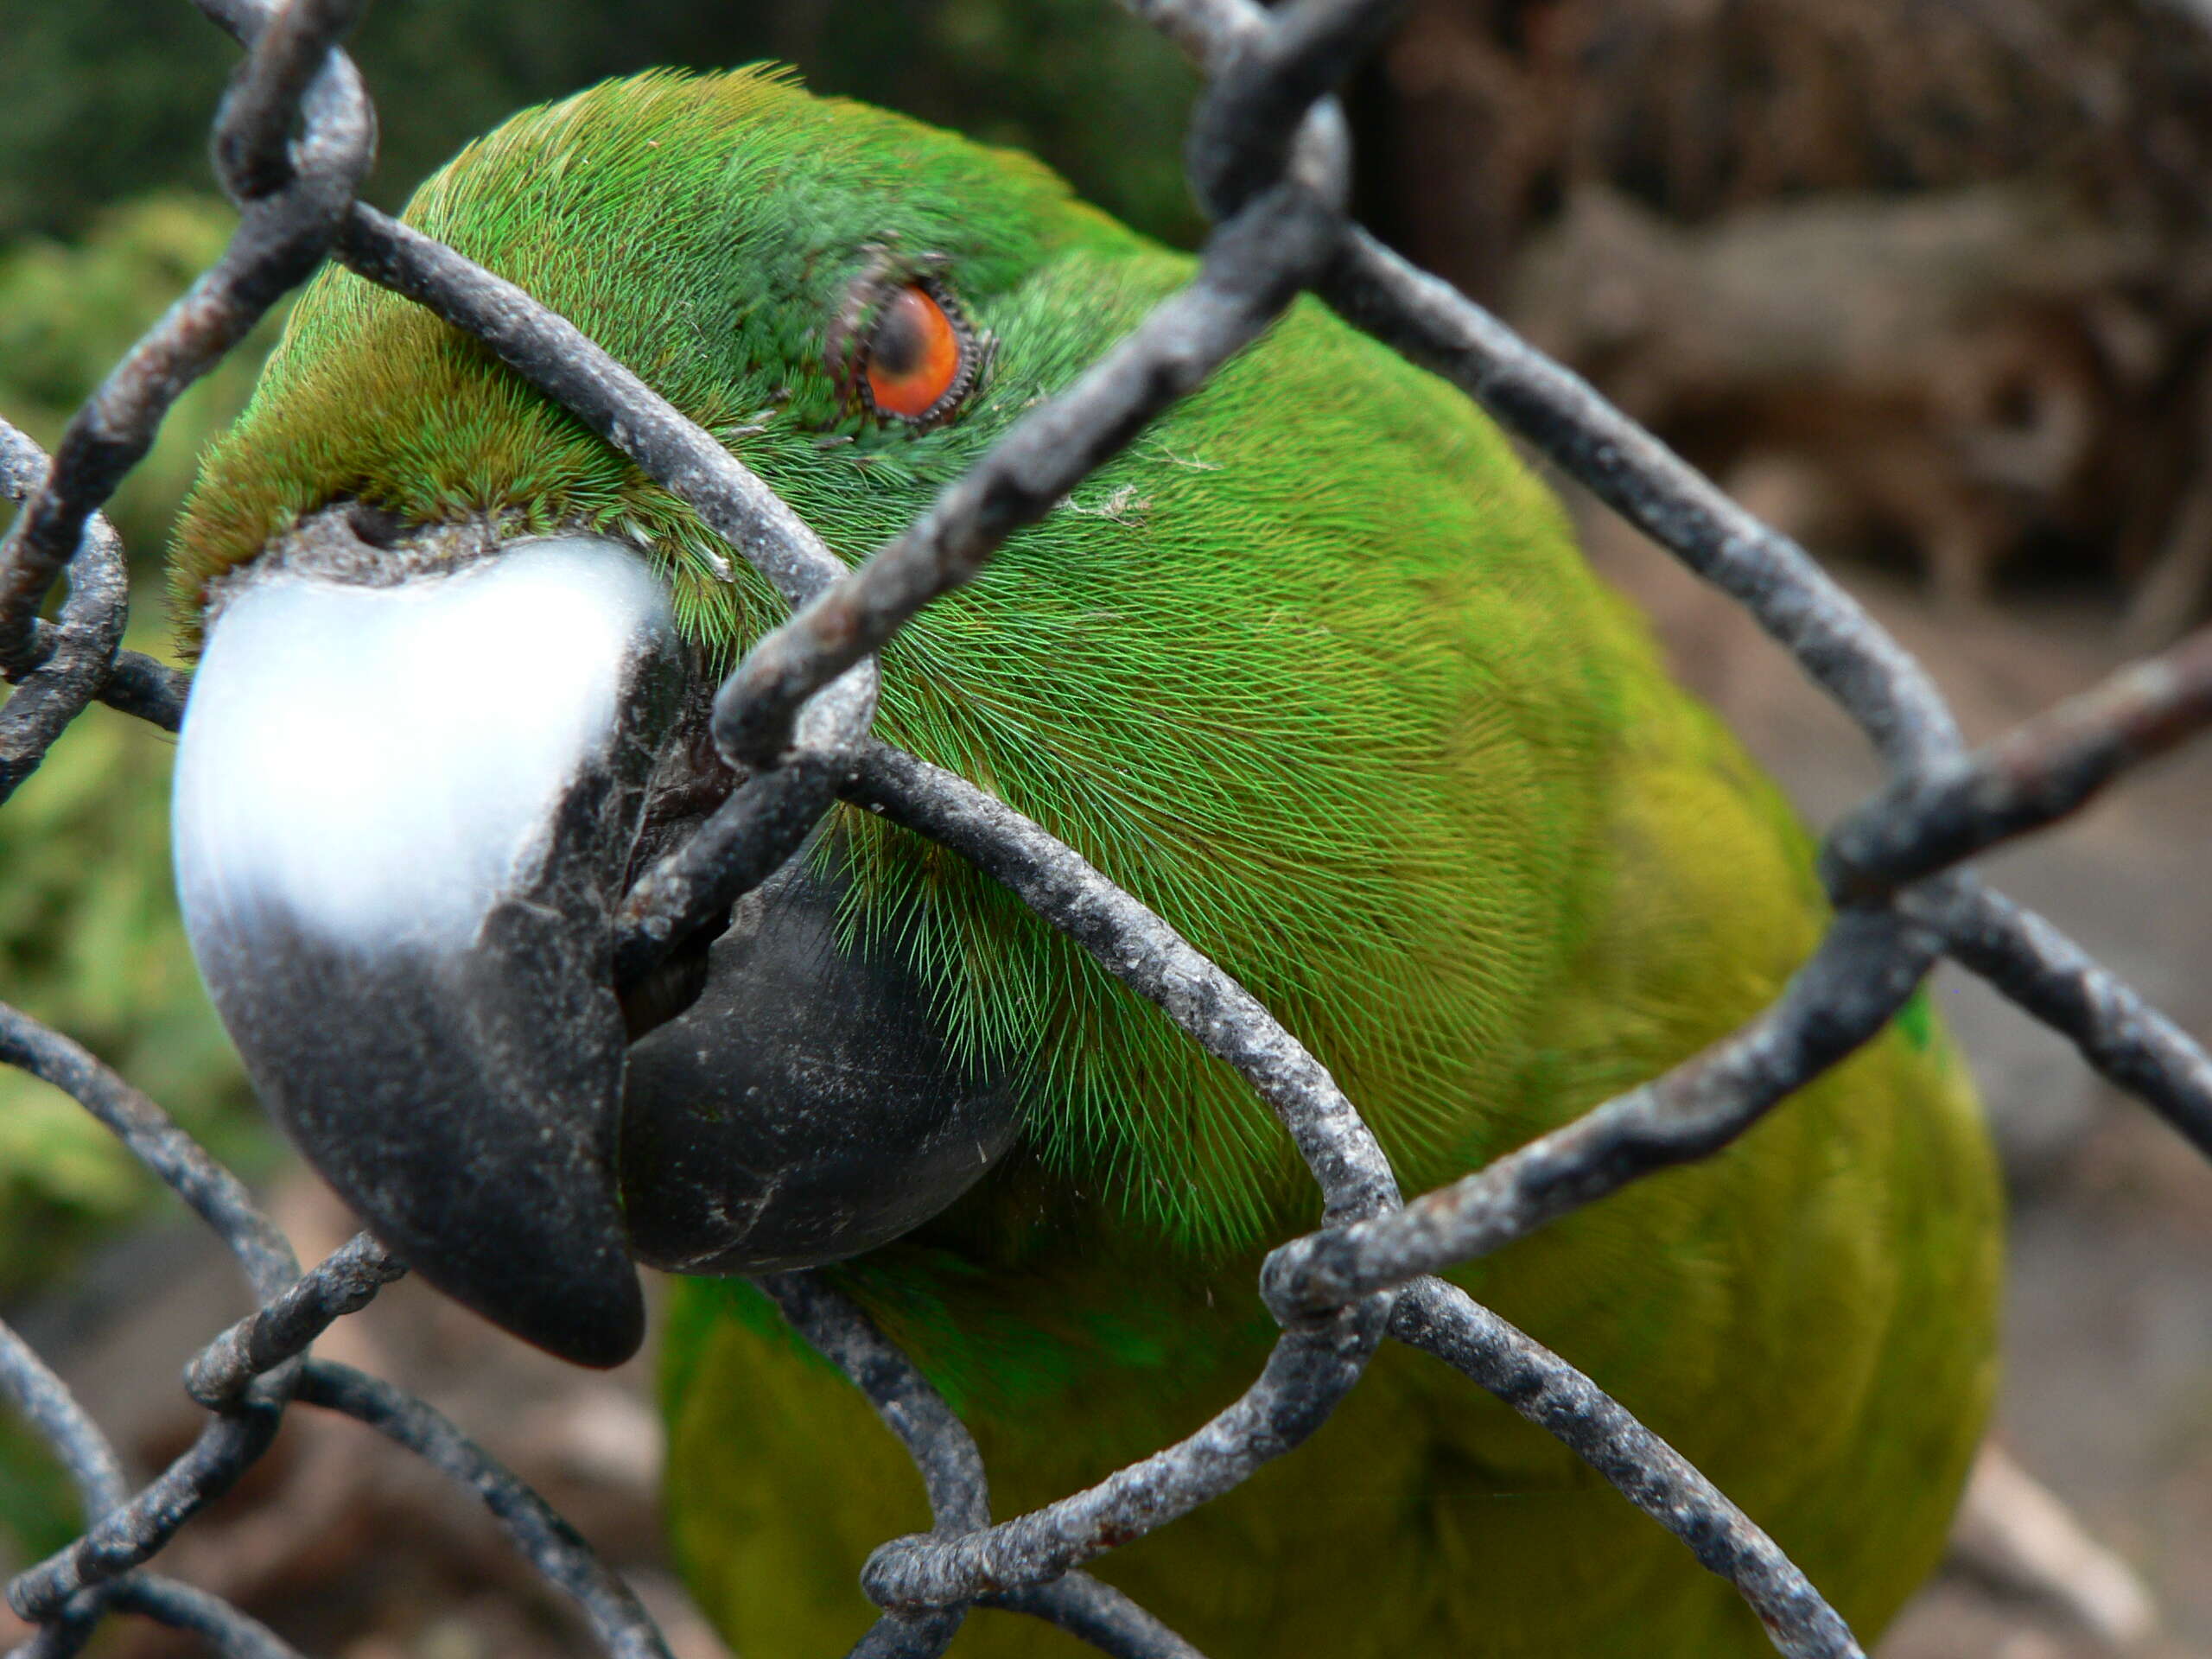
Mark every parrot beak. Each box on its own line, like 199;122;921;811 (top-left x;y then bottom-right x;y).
173;516;686;1367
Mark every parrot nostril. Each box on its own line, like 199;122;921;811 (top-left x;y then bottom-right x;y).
346;500;410;548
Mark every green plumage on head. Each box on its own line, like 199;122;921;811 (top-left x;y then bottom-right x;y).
172;67;2001;1657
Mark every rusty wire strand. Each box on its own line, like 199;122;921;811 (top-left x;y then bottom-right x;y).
10;1574;308;1659
186;1233;405;1408
1;0;2210;1656
761;1274;1217;1658
0;1005;292;1293
99;1575;307;1659
0;1004;296;1627
292;1361;674;1659
0;1330;278;1659
0;1322;127;1525
858;1295;1393;1615
1826;625;2212;899
982;1576;1210;1659
1259;910;1939;1322
1906;880;2212;1155
759;1274;979;1659
1392;1279;1864;1659
0;416;181;757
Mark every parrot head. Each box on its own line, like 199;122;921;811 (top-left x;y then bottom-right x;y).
168;69;1149;1366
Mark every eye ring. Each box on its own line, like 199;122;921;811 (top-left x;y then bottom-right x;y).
835;270;984;430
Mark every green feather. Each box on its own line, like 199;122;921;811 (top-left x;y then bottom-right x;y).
171;67;2002;1657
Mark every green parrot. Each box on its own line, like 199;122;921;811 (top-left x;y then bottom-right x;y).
163;68;2001;1657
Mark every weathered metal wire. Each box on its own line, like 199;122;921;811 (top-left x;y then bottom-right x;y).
2;0;2209;1657
759;1272;1217;1659
757;1274;981;1659
291;1361;674;1659
1825;626;2212;899
1259;909;1941;1322
0;1321;126;1524
1391;1278;1864;1659
1904;880;2212;1156
0;420;205;737
100;1574;308;1659
0;420;139;795
0;1005;292;1292
186;1233;405;1408
982;1574;1211;1659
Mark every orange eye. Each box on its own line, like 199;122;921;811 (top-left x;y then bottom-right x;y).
863;283;965;422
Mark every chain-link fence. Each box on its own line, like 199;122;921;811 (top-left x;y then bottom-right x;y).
3;0;2210;1654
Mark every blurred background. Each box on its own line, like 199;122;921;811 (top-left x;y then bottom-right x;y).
2;1;2210;1653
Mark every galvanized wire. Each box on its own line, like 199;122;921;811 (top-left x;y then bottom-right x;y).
2;1;2209;1656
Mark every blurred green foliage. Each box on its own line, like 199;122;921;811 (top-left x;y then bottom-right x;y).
0;193;285;556
0;699;271;1298
0;1408;79;1565
0;0;1205;251
0;195;276;1305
